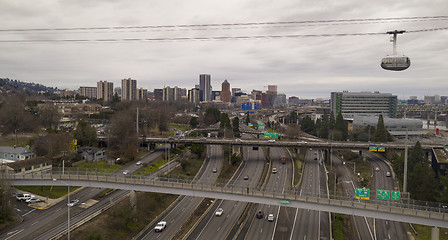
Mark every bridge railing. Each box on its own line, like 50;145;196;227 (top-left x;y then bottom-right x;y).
8;169;448;218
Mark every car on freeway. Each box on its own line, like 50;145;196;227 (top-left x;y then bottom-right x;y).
136;161;142;165
299;141;307;144
375;167;380;172
235;138;243;142
200;137;207;140
16;193;34;201
67;199;79;207
215;208;224;216
26;197;41;204
256;210;263;219
123;170;129;175
212;167;217;173
386;171;392;177
272;168;277;174
268;139;275;143
268;214;274;222
154;221;167;232
243;175;249;180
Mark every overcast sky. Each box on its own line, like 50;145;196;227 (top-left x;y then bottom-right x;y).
1;0;447;99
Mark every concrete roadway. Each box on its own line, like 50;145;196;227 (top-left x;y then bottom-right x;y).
139;145;223;240
187;143;266;240
290;149;330;240
244;148;291;240
0;147;167;240
367;152;409;240
332;154;374;240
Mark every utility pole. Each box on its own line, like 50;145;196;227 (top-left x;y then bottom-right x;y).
403;129;408;193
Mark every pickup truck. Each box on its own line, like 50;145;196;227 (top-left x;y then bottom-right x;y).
16;193;34;201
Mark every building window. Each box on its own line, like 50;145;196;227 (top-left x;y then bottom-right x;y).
25;166;32;171
34;164;41;169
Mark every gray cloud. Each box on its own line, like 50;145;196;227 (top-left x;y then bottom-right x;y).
0;0;447;99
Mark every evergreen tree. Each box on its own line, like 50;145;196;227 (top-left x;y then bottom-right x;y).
245;113;251;125
204;107;221;125
408;162;439;201
189;117;198;128
329;111;336;130
300;116;315;135
74;120;97;146
232;117;240;137
408;141;425;172
320;112;329;139
373;115;392;142
220;113;231;129
334;112;348;140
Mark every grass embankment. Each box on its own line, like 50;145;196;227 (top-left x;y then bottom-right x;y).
70;147;205;239
340;150;371;188
168;123;191;131
216;146;243;186
332;213;345;240
74;160;122;174
435;149;448;163
15;186;81;199
290;148;305;186
412;225;448;240
0;134;37;147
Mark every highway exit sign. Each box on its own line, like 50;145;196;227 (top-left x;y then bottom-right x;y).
280;200;290;204
356;188;370;199
391;191;400;200
376;190;390;200
369;146;377;152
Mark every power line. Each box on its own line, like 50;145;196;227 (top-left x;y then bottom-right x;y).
1;16;447;32
0;27;446;43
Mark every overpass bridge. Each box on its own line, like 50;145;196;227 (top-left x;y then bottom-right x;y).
138;137;443;151
7;171;448;229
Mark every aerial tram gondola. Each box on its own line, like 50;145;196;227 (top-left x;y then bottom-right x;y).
381;30;411;71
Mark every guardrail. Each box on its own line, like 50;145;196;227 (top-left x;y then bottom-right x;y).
7;169;448;227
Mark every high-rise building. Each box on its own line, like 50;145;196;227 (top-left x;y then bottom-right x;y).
137;88;148;101
267;85;277;94
153;89;163;101
121;78;137;101
163;86;175;102
188;88;200;105
97;81;114;102
220;80;231;102
199;74;212;102
331;91;398;118
79;86;97;99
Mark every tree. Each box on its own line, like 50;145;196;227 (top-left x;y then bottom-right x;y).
245;114;251;125
38;103;60;130
232;117;240;137
319;112;329;139
300;116;315;135
408;141;425;172
329;111;336;130
74;120;97;146
0;95;38;134
203;107;220;126
408;162;439;201
373;115;393;142
189;117;198;128
334;112;348;140
219;113;231;130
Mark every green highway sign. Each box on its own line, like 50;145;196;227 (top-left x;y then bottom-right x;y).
369;147;377;152
258;124;265;127
356;188;370;199
280;200;290;204
378;147;386;152
391;191;400;200
376;190;390;200
264;131;278;138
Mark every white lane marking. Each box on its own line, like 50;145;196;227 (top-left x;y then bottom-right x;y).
217;226;221;232
304;235;307;240
260;228;263;233
4;229;24;240
55;207;61;212
22;208;36;217
6;230;18;235
31;221;39;226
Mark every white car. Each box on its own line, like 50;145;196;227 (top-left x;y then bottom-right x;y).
154;221;167;232
123;170;129;175
268;214;275;222
67;199;79;207
268;139;275;143
272;168;277;174
136;161;142;165
26;197;41;204
215;208;224;216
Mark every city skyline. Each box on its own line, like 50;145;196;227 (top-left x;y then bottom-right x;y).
1;1;447;99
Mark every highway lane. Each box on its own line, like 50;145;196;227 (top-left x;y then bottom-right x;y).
139;145;223;240
0;147;168;240
290;149;326;240
332;154;374;240
367;152;409;240
187;143;266;240
244;148;291;240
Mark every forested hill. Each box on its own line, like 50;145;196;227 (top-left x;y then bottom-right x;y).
0;78;56;95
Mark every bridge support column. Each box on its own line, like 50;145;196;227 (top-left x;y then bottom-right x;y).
232;145;242;156
130;190;137;215
324;149;329;163
431;226;439;240
362;150;367;161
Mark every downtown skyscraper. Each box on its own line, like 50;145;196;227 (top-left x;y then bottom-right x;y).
199;74;212;102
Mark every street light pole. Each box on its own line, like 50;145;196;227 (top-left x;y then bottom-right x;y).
54;179;70;240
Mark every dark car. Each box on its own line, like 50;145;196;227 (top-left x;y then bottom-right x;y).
256;210;263;219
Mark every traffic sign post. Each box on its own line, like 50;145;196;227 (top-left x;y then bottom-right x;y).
391;191;400;200
376;190;390;200
356;188;370;199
